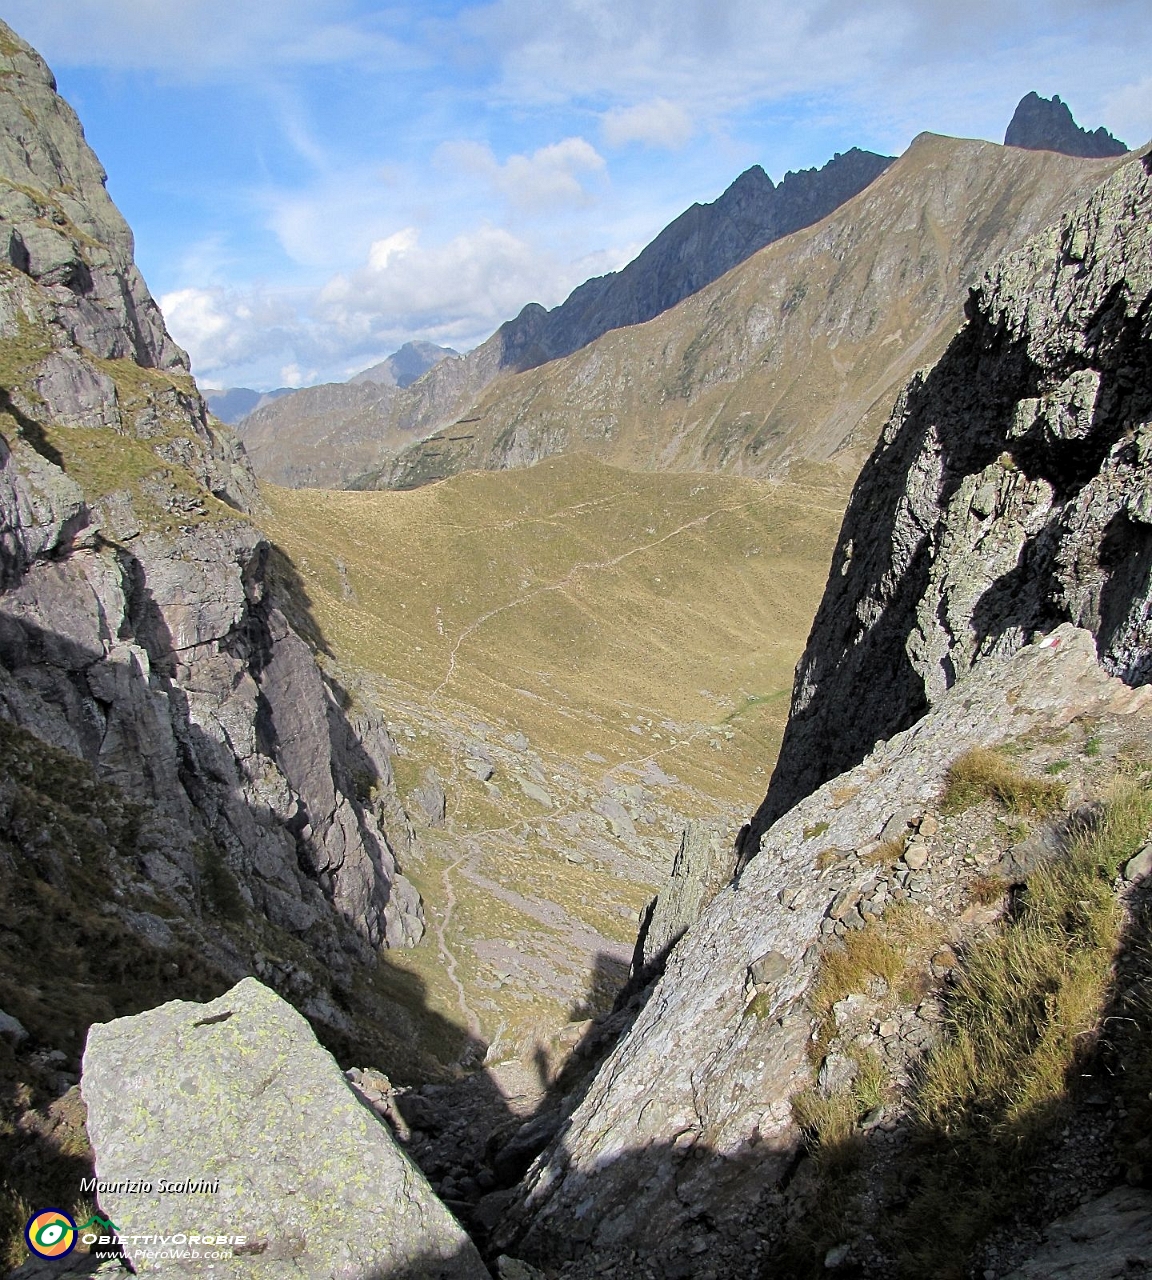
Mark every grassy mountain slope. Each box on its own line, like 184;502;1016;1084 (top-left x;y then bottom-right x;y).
261;455;852;1060
238;152;892;491
382;135;1127;490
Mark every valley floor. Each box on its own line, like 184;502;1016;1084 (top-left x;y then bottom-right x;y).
260;455;852;1069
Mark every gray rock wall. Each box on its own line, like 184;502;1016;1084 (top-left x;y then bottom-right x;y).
757;146;1152;831
0;17;424;961
499;628;1151;1270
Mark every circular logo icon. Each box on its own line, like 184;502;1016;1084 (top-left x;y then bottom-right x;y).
25;1209;77;1259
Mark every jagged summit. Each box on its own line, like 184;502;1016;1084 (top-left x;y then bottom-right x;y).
491;146;895;374
1005;91;1128;158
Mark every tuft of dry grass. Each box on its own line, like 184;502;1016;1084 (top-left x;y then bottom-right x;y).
810;903;945;1048
791;1048;890;1172
940;746;1066;817
862;836;906;867
895;766;1152;1276
967;873;1007;906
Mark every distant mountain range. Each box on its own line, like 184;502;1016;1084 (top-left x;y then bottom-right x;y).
236;92;1136;492
487;147;896;374
235;150;894;487
206;340;457;426
380;134;1128;490
202;385;294;424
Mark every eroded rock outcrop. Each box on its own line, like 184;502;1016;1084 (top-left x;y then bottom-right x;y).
497;629;1152;1274
0;17;423;967
82;978;487;1278
758;145;1152;832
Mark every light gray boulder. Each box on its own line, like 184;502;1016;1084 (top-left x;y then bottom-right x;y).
1003;1186;1152;1278
81;978;488;1279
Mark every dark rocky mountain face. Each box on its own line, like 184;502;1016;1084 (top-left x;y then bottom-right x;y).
387;135;1126;492
491;147;895;375
1005;91;1128;158
756;146;1152;834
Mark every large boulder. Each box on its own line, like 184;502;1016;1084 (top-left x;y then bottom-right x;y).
81;979;488;1279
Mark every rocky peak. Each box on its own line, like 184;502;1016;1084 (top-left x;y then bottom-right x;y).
348;339;459;388
1005;91;1128;159
490;146;896;375
0;21;187;374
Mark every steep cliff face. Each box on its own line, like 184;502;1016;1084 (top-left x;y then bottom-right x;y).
0;19;423;974
496;139;1152;1280
499;628;1152;1275
757;146;1152;831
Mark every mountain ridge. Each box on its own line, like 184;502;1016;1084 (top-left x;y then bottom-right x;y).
380;133;1129;491
237;148;894;488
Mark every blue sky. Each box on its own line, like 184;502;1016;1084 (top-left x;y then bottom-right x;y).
6;0;1150;390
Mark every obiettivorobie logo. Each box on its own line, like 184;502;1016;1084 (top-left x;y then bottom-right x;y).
24;1209;77;1259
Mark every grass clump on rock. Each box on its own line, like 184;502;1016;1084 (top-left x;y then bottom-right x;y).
940;745;1066;817
791;1047;889;1172
809;903;944;1048
896;765;1152;1277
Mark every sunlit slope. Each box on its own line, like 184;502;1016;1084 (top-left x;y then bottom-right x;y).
384;135;1127;489
263;455;849;800
261;457;851;1061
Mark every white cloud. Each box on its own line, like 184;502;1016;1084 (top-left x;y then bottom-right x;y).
464;0;1152;140
1100;76;1152;148
158;226;621;387
435;137;606;211
2;0;406;78
602;99;694;149
318;224;587;337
